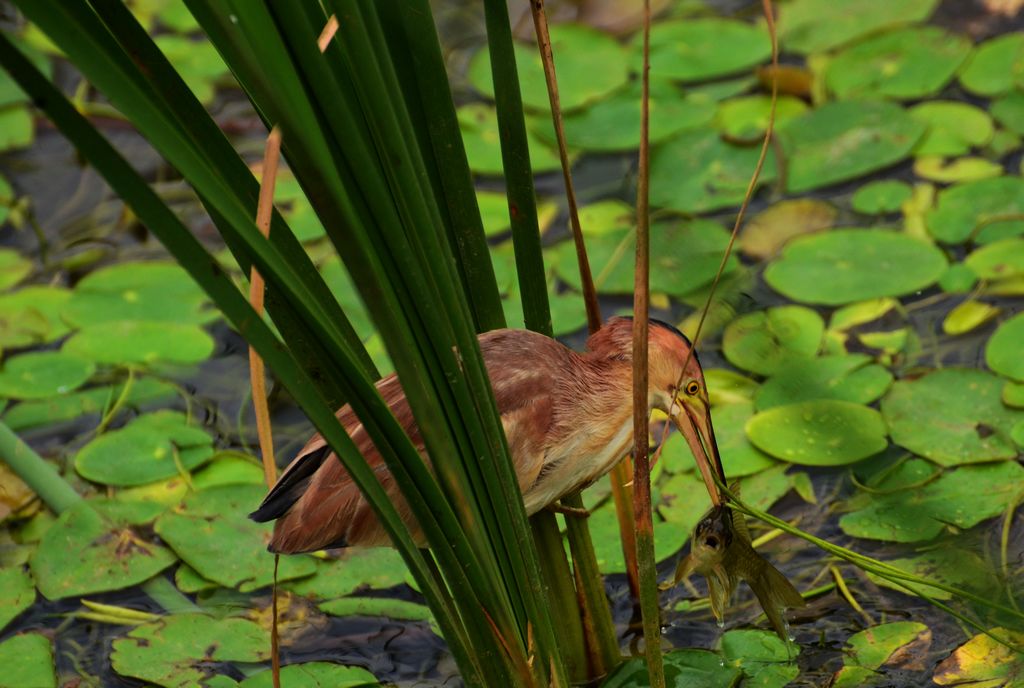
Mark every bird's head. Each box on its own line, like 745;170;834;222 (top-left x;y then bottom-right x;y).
588;317;725;505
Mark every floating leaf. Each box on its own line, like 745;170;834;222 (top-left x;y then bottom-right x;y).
0;249;31;291
0;566;34;632
319;597;432;623
240;663;381;688
0;351;94;400
1005;381;1024;408
0;36;51;108
155;484;316;591
933;628;1024;686
829;298;901;331
746;400;887;466
0;285;71;348
111;613;269;688
722;306;823;376
659;402;776;478
884;368;1022;465
458;104;560;175
942;300;1000;335
910;102;995;157
0;633;55;688
764;229;947;305
777;101;925;193
63;320;215;365
643;19;770;83
959;33;1024;97
740;199;836;259
755;354;892;410
288;548;409;600
714;95;807;142
987;313;1024;382
993;91;1024;140
704;368;759;406
470;24;629;112
31;499;175;599
938;264;979;294
601;648;741;688
839;461;1024;541
720;629;799;688
75;410;213;486
778;0;939;54
851;180;912;215
927;176;1024;244
833;622;931;687
914;156;1003;184
966;238;1024;280
650;128;776;213
3;376;177;431
0;106;33;152
866;548;992;601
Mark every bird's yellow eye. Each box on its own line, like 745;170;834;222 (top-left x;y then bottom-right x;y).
685;381;700;396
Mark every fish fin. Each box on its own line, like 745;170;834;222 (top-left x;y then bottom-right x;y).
747;559;806;641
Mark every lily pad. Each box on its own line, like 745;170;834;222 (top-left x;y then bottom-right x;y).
740;199;837;259
1005;381;1024;408
852;181;913;215
154;34;230;105
31;499;175;599
746;400;887;466
722;306;824;376
288;548;409;600
825;27;970;101
914;156;1003;184
755;355;892;410
777;101;925;193
0;36;51;108
866;548;992;601
458;104;560;175
839;461;1024;542
0;633;55;688
63;320;215;365
942;300;1000;335
0;285;72;348
240;663;380;688
3;376;177;431
0;351;94;400
833;622;931;687
111;613;268;688
643;19;770;83
720;629;799;688
764;229;947;305
927;176;1024;244
658;402;776;478
0;249;31;291
0;566;34;632
0;107;33;152
959;33;1024;97
319;597;432;622
994;91;1024;139
883;368;1022;465
938;264;979;294
987;313;1024;382
75;410;214;486
966;238;1024;281
829;298;901;331
155;483;316;591
649;128;776;214
704;368;760;406
933;628;1024;686
778;0;939;54
714;95;808;142
602;648;741;688
469;23;629;112
910;102;994;157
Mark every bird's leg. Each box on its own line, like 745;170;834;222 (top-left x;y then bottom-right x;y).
547;501;590;518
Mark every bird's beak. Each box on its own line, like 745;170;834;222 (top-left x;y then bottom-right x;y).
669;396;725;506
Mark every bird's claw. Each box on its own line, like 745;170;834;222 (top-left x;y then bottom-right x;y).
547;502;590;518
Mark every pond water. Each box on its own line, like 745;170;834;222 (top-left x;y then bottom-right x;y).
2;0;1024;686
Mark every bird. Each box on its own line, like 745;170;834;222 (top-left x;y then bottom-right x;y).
250;316;724;553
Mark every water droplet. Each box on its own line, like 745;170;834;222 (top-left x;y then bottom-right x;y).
229;14;239;23
717;618;725;629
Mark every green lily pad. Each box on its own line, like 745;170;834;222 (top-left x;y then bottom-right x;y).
746;400;887;466
839;461;1024;542
63;320;215;365
319;597;432;622
111;613;269;688
0;351;94;400
1005;381;1024;408
714;95;807;142
539;81;716;152
458;103;560;175
764;229;947;305
910;102;995;157
3;376;177;431
833;622;930;687
740;199;837;259
938;264;979;294
551;219;737;298
966;238;1024;280
914;156;1003;184
31;499;175;599
658;402;776;478
777;101;925;193
723;306;823;376
154;34;230;105
601;648;741;688
502;289;588;337
755;355;892;411
0;174;11;226
883;368;1022;465
778;0;938;54
0;633;55;688
155;483;316;591
288;548;409;600
240;663;380;688
720;629;799;688
75;410;214;486
927;176;1024;244
959;33;1024;97
942;300;1000;335
994;91;1024;138
0;285;72;349
650;128;776;214
825;27;970;101
643;18;770;83
0;35;51;108
0;106;34;152
0;566;34;632
704;368;760;406
866;548;992;601
469;23;629;112
934;628;1024;686
988;313;1024;382
852;181;913;215
0;249;31;291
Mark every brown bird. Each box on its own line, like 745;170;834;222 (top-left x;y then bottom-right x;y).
251;316;723;553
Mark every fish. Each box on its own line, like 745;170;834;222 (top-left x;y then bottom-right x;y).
663;503;806;641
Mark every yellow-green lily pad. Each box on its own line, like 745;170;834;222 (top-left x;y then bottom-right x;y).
0;351;94;400
778;0;938;54
851;180;913;215
0;249;31;292
942;300;1000;335
934;628;1024;686
155;483;316;591
63;320;215;365
777;101;925;193
31;499;175;599
764;229;947;305
833;622;930;687
0;566;34;632
987;313;1024;382
910;102;995;157
914;156;1003;184
883;368;1022;465
458;103;560;175
111;613;269;688
643;19;770;83
0;106;33;152
240;663;380;688
927;176;1024;244
746;400;887;466
755;354;892;410
723;306;823;376
704;368;759;406
839;461;1024;541
959;33;1024;97
740;198;837;259
0;633;55;688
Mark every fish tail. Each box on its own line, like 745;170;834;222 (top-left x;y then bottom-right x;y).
748;560;806;641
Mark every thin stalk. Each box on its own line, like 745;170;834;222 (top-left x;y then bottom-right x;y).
531;513;586;680
630;2;664;685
